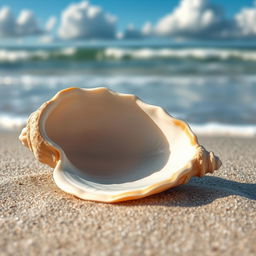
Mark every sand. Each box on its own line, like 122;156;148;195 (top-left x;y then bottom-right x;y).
0;132;255;256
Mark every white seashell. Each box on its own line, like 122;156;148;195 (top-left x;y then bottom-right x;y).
19;87;221;202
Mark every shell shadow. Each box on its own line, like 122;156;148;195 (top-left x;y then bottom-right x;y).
117;176;256;207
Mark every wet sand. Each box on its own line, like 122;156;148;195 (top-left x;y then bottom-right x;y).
0;132;255;256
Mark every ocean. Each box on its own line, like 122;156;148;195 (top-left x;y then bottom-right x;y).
0;43;256;136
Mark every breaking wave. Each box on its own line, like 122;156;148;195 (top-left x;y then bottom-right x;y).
191;123;256;137
0;47;77;62
104;47;256;61
1;47;256;62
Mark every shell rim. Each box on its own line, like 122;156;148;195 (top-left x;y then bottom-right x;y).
39;87;200;203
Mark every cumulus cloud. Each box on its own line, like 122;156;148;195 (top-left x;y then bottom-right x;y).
235;5;256;37
121;22;154;40
1;0;256;42
17;10;42;35
122;24;143;39
120;0;234;40
0;7;17;37
45;16;57;32
155;0;231;40
116;31;124;39
58;1;116;40
0;6;44;37
152;0;256;40
142;22;154;37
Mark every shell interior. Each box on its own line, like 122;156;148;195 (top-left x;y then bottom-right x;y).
41;88;197;201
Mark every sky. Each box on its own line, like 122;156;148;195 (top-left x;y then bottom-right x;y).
4;0;254;30
0;0;256;43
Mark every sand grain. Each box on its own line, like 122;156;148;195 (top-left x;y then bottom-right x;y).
0;133;255;256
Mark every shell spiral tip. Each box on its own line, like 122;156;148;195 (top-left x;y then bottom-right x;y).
207;151;222;174
196;146;222;177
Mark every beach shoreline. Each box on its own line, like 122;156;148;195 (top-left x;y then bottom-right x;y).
0;132;255;255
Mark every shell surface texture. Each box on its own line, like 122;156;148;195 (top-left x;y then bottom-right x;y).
19;87;222;203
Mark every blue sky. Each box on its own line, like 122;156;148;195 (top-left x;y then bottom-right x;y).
5;0;255;30
0;0;256;43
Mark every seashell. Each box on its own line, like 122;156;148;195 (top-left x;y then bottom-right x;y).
19;87;221;203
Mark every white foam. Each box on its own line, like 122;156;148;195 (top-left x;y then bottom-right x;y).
0;47;76;62
1;47;256;62
191;123;256;137
0;49;47;62
104;47;256;61
58;47;77;56
0;114;27;131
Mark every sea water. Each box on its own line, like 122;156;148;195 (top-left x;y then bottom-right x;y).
0;43;256;136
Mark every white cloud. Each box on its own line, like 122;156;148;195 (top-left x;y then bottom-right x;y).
155;0;228;39
45;16;57;32
58;1;116;40
122;24;143;39
0;7;16;37
235;6;256;37
17;10;42;35
0;6;43;37
116;31;124;39
1;0;256;42
142;22;153;37
152;0;256;40
122;22;154;40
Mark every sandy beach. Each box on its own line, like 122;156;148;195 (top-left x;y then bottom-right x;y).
0;132;255;256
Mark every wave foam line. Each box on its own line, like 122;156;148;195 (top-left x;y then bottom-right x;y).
0;47;76;62
0;115;27;131
1;47;256;62
104;48;256;61
191;123;256;137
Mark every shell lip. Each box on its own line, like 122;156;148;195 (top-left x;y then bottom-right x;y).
53;157;196;203
38;87;221;203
